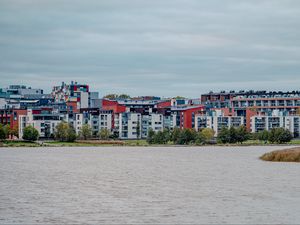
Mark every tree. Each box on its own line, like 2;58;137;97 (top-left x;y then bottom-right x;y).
54;122;69;141
103;94;131;100
173;96;186;99
10;126;19;138
147;128;155;144
3;125;10;139
177;128;197;145
162;129;170;144
22;125;39;141
171;128;181;144
275;128;293;144
67;125;77;142
217;127;230;144
195;131;205;145
153;130;165;144
118;94;131;99
99;128;110;140
235;126;250;144
136;120;140;139
257;130;269;144
79;124;92;140
0;124;6;140
229;126;238;143
103;94;119;99
268;128;277;144
54;122;76;142
200;128;215;143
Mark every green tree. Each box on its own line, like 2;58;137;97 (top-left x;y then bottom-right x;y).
147;128;155;144
177;128;197;145
0;124;6;140
257;130;269;144
54;122;76;142
162;129;170;144
54;122;69;141
235;126;250;144
229;126;238;143
275;128;293;144
22;125;39;141
217;127;230;144
103;94;119;99
67;125;77;142
268;128;277;144
153;130;164;144
173;96;186;99
118;94;131;99
79;124;92;140
195;131;205;145
171;128;181;144
136;120;140;139
99;128;111;140
3;125;11;138
10;126;19;138
200;128;215;143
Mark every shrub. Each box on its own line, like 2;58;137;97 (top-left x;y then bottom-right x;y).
171;128;181;144
0;124;6;140
195;132;205;145
275;128;293;144
79;124;92;140
176;128;197;145
99;128;111;140
257;130;269;143
217;127;230;144
200;128;215;143
54;122;76;142
67;125;77;142
235;125;250;144
146;128;155;144
22;125;39;141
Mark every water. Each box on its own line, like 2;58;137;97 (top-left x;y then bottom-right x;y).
0;146;299;224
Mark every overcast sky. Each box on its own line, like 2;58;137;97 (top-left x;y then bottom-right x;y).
0;0;300;97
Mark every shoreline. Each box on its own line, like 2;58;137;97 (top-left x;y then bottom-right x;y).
1;140;300;148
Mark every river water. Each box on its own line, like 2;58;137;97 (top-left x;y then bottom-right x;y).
0;146;299;224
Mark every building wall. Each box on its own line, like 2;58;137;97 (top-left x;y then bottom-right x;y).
119;113;141;139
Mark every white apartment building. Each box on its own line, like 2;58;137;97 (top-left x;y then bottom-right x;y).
19;109;64;139
74;110;113;136
250;116;300;137
141;114;164;138
195;115;244;136
119;112;142;139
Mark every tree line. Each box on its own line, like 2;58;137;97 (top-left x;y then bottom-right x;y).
147;127;215;145
146;126;294;145
1;122;294;145
0;124;19;140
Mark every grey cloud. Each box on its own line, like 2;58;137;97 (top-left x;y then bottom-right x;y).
0;0;299;97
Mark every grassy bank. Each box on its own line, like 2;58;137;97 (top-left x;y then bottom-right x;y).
1;140;42;147
260;147;300;162
0;139;149;147
1;139;300;148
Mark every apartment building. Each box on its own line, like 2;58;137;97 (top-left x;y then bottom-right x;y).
19;108;65;139
250;116;300;137
195;115;244;136
74;109;113;136
119;112;142;139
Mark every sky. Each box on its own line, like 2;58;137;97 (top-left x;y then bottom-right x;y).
0;0;300;98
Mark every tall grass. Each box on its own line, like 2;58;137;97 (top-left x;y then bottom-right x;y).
260;148;300;162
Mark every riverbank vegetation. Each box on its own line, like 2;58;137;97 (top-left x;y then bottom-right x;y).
260;148;300;162
0;121;298;148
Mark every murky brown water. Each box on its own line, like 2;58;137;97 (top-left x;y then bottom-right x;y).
0;146;299;224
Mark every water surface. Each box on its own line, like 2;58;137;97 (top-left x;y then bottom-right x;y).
0;146;299;224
